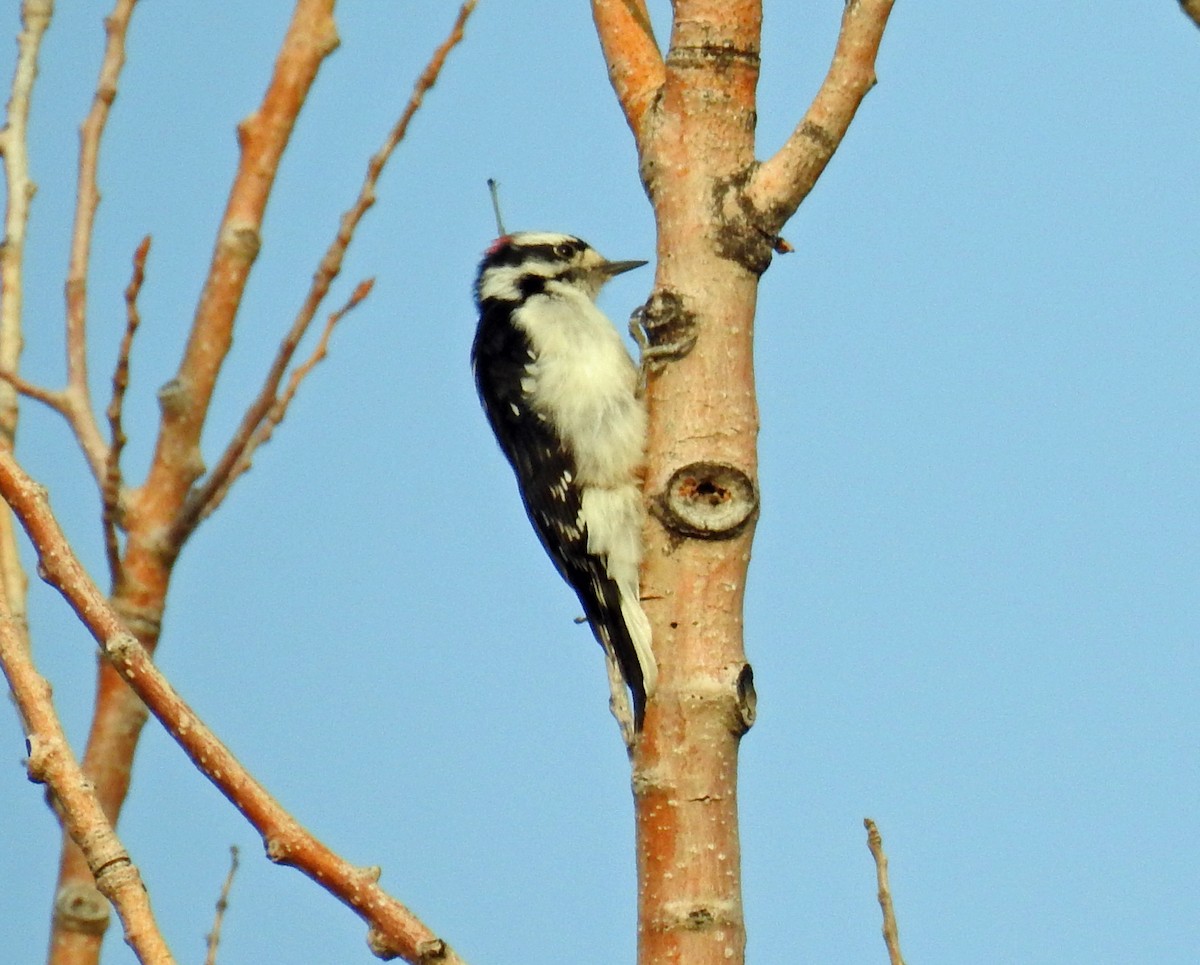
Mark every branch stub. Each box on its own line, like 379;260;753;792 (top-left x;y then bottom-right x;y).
735;662;757;734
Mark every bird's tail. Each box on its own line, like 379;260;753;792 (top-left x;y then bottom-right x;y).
597;583;656;730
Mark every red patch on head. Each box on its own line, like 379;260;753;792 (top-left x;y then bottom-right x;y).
486;235;511;255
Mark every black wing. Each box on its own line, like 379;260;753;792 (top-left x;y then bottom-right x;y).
471;299;648;725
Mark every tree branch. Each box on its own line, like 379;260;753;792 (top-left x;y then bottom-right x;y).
46;7;480;960
0;450;468;965
0;0;53;763
864;818;907;965
103;235;149;587
591;0;664;144
0;370;71;413
745;0;895;228
62;0;140;484
0;0;51;442
45;10;154;938
175;0;477;544
0;590;174;965
132;0;340;556
194;279;372;525
203;846;239;965
1182;0;1200;30
54;18;346;918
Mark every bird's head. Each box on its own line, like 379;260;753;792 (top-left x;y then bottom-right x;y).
475;231;646;304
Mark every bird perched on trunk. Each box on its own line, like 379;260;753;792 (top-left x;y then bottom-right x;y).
472;231;656;731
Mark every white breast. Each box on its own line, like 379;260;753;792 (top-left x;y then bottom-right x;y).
515;287;646;488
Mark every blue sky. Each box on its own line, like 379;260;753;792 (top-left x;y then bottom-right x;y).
2;3;1198;963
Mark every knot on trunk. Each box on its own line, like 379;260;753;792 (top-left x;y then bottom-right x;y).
654;461;757;540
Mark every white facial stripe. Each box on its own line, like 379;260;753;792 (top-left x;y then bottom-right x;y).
478;262;565;302
505;231;579;247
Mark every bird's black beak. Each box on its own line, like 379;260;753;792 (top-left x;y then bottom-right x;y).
599;259;648;278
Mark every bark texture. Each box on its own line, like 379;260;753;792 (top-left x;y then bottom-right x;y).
593;2;895;962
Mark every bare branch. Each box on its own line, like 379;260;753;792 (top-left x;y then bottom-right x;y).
204;846;240;965
267;280;375;427
197;279;373;524
176;0;478;544
591;0;664;144
0;449;468;965
864;818;907;965
0;0;51;419
57;23;345;909
103;234;150;586
0;0;54;643
45;7;478;957
62;0;141;480
133;0;341;549
0;591;174;964
1182;0;1200;29
0;369;71;413
0;364;114;485
745;0;896;228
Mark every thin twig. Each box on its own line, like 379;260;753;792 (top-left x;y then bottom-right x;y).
0;449;468;965
198;280;373;523
61;0;141;483
0;0;52;419
0;369;71;414
0;2;53;652
272;280;374;431
204;846;240;965
1182;0;1200;30
103;234;149;587
0;589;174;964
175;0;479;544
864;818;907;965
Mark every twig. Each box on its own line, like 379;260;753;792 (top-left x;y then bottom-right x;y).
175;0;478;544
864;818;907;965
0;369;72;414
61;0;141;483
0;450;468;965
198;280;373;524
204;846;240;965
0;0;52;418
1182;0;1200;30
135;0;340;547
0;588;174;964
0;0;53;698
103;234;149;587
745;0;895;226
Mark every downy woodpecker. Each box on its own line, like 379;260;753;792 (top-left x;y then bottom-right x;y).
472;232;657;729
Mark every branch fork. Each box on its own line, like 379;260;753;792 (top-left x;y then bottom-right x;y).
1;1;479;963
592;4;897;965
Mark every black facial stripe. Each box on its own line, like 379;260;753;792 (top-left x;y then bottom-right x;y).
482;237;587;270
518;273;547;299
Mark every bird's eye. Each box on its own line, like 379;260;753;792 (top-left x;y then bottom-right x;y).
554;242;576;258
